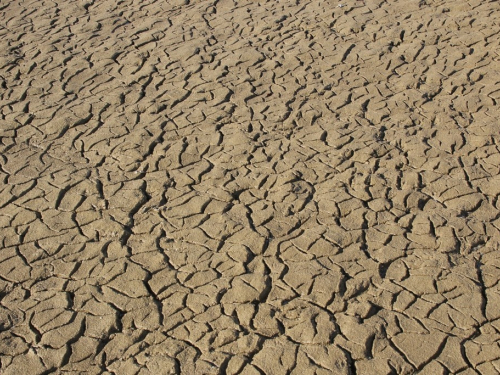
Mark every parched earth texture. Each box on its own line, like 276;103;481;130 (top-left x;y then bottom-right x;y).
1;0;500;374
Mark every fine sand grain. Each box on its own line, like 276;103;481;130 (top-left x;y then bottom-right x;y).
1;0;500;373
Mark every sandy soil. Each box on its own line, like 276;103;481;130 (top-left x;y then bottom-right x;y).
1;0;500;373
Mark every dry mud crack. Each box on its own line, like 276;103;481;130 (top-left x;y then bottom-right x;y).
1;0;500;374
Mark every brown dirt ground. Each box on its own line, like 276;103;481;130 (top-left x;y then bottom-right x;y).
1;0;500;374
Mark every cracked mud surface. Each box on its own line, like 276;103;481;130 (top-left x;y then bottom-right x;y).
1;0;500;373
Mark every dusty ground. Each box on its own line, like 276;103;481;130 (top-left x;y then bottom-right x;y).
1;0;500;373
